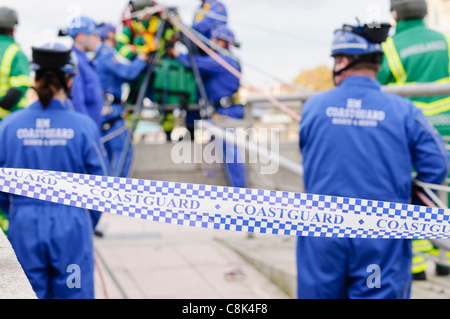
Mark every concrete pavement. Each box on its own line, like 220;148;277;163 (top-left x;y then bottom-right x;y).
218;234;450;299
93;211;450;299
92;213;290;299
0;231;37;299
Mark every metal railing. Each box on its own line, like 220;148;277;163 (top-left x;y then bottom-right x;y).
245;82;450;109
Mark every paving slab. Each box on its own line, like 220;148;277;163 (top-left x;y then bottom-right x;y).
218;235;297;299
0;231;37;299
92;212;291;299
218;234;450;300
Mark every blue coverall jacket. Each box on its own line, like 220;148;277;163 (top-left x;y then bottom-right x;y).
70;47;106;227
177;53;243;119
177;52;246;188
94;44;147;177
71;46;104;131
297;76;450;299
0;99;109;299
192;0;227;40
94;44;147;102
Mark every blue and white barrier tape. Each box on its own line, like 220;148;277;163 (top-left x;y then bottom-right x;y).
0;168;449;239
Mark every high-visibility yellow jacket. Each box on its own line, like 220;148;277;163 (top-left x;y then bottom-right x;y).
378;19;450;134
379;20;450;274
115;16;175;60
115;16;176;105
0;34;30;119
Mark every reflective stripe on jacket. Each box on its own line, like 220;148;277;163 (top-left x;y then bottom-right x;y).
0;35;31;118
378;19;450;116
116;16;174;60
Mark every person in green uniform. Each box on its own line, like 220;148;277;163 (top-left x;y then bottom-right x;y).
116;0;176;99
116;0;179;137
0;7;30;118
0;7;31;236
117;0;189;139
116;0;163;61
378;0;450;280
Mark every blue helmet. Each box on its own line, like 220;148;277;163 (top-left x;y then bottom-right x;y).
67;16;98;38
98;23;116;40
211;25;235;44
332;28;383;57
331;23;390;78
30;43;77;76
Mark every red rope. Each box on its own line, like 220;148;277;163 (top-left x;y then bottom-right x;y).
94;254;109;299
168;15;302;123
415;190;437;208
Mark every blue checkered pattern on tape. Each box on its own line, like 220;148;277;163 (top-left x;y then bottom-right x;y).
0;169;449;239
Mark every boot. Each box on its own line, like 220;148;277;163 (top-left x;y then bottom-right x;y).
413;271;427;281
436;265;450;276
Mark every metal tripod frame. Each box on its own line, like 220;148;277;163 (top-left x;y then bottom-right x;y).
115;17;167;177
115;14;213;177
158;58;172;124
182;33;212;120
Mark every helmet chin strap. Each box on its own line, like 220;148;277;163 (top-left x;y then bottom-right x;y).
333;53;383;85
333;59;361;78
333;58;363;86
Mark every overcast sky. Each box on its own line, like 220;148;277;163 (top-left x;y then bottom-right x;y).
1;0;393;89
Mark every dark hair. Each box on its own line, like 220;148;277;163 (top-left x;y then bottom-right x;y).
334;54;382;73
34;69;70;109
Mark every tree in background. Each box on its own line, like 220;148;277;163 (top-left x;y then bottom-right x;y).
291;65;334;92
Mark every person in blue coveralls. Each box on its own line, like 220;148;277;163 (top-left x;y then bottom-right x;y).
0;43;109;299
171;25;243;119
94;23;149;177
297;23;450;299
170;25;246;188
193;0;227;40
66;16;104;130
64;16;106;233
